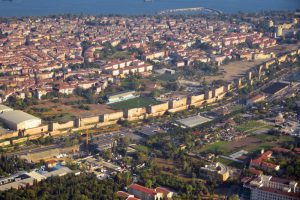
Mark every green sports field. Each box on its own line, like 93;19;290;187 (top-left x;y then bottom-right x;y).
109;97;160;110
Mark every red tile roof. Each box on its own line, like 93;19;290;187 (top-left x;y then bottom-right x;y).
129;184;157;196
117;191;131;198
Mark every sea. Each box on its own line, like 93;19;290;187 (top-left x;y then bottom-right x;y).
0;0;299;17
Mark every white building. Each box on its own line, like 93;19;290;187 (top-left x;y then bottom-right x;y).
243;175;300;200
0;104;13;113
0;110;41;130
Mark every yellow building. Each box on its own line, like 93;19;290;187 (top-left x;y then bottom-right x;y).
200;162;230;182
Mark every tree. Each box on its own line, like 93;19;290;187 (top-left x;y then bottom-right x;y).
136;152;148;164
286;165;294;176
145;179;153;188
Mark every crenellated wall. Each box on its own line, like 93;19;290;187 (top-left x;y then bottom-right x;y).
147;102;169;114
125;107;147;119
188;94;205;105
0;49;299;145
213;86;225;97
169;97;188;109
24;125;49;136
205;90;213;99
101;112;124;122
80;116;100;126
50;121;74;131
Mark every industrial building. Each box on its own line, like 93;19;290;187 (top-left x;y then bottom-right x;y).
176;114;212;128
0;110;42;130
106;90;138;104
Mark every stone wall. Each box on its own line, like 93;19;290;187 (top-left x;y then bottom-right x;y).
23;125;49;136
80;116;100;126
50;121;74;131
125;107;147;119
147;102;169;114
213;86;225;97
169;97;188;109
189;94;205;105
101;112;124;122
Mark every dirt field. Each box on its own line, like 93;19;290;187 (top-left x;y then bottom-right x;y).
203;59;268;83
199;134;295;155
28;96;117;122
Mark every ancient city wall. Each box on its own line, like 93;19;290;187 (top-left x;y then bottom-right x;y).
50;121;74;131
189;94;205;105
0;131;18;140
147;102;169;114
125;107;147;119
24;125;49;136
101;112;124;122
213;86;225;97
169;98;188;109
0;48;299;145
205;90;213;99
80;116;100;126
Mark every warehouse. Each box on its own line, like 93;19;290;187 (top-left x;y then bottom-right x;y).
106;90;138;104
176;114;212;128
0;110;41;130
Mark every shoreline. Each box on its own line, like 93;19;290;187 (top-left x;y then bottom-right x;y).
0;9;297;19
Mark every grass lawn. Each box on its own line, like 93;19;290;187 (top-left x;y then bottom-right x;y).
198;134;296;155
247;134;296;153
109;97;160;110
156;73;178;82
199;141;230;154
235;120;273;133
132;144;150;153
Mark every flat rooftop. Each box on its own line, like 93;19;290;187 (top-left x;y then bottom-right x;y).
0;110;41;124
176;115;212;128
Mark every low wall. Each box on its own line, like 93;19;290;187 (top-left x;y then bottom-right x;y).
24;125;49;136
0;131;18;140
12;137;27;145
50;121;74;131
0;141;10;147
80;116;100;126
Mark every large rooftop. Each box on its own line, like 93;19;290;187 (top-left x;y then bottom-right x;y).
176;114;212;128
0;104;13;113
0;110;41;124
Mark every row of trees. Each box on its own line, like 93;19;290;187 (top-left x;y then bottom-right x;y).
0;173;122;200
0;154;34;178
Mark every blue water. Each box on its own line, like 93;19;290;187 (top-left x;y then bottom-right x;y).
0;0;299;17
